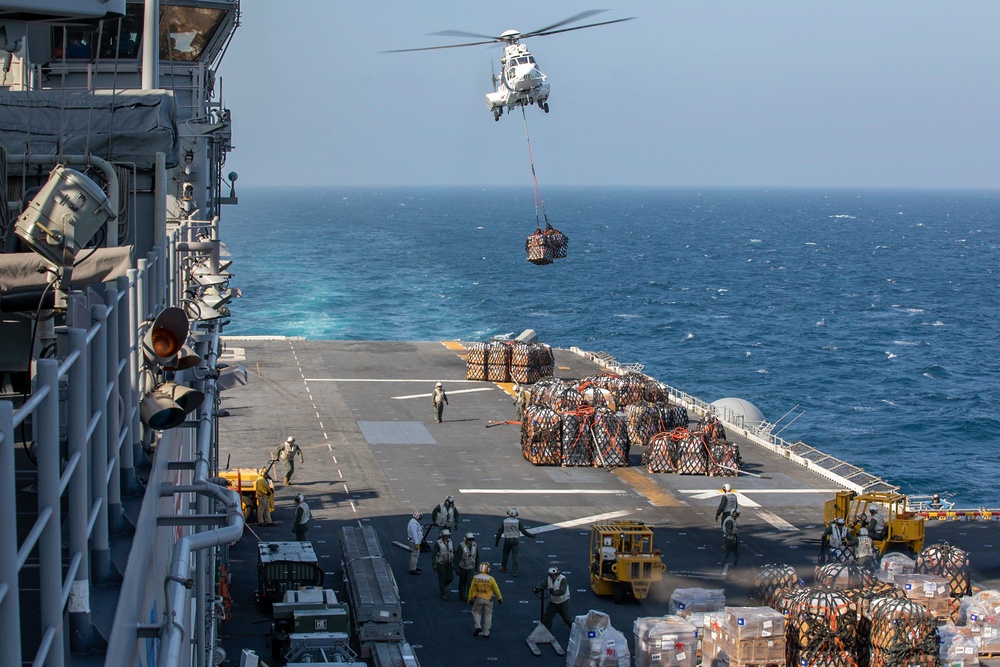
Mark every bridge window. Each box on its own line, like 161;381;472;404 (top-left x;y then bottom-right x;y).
159;5;227;61
51;4;143;60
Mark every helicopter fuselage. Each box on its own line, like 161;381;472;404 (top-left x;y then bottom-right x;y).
486;42;550;119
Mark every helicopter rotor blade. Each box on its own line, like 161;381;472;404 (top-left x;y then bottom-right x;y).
429;29;502;41
525;16;636;40
524;10;609;37
382;39;498;54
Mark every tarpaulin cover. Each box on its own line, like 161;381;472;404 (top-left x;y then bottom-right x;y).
0;90;178;170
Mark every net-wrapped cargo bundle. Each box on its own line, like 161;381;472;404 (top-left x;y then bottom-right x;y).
668;588;726;618
485;340;511;382
708;441;743;476
578;383;616;411
530;377;567;409
787;589;860;667
959;590;1000;655
896;573;955;621
509;341;555;384
671;405;690;429
615;371;648;408
634;615;697;667
566;609;631;667
867;597;939;667
815;562;876;590
626;402;662;448
643;432;676;473
562;405;595;467
591;408;629;468
702;606;786;667
750;564;799;609
841;582;907;667
544;223;568;259
465;341;488;380
938;623;979;667
642;377;672;403
916;542;972;598
700;415;727;441
520;405;561;465
674;432;710;475
526;228;554;265
581;373;620;391
551;386;586;413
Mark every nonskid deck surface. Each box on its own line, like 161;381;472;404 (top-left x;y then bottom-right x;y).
217;338;1000;666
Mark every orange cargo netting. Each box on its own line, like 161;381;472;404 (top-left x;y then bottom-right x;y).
520;405;561;465
867;598;939;667
916;541;971;597
787;589;861;667
591;407;629;468
561;405;595;467
749;563;798;609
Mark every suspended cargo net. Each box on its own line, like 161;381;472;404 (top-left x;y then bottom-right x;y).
814;562;876;590
520;107;567;264
915;542;971;597
561;406;594;467
643;431;676;473
750;563;799;609
867;598;939;667
592;407;629;468
787;589;860;667
674;431;710;475
520;405;562;465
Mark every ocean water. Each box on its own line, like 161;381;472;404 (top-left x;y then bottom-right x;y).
224;186;1000;507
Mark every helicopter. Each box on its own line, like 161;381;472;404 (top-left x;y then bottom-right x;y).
385;10;634;121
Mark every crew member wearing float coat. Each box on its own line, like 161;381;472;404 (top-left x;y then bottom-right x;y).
292;494;310;541
721;509;740;576
407;511;423;574
432;382;448;423
495;509;535;576
431;530;455;600
534;568;572;631
254;469;274;525
514;384;528;422
848;527;875;568
819;518;847;564
431;496;459;533
456;533;480;598
277;436;304;485
468;564;502;638
866;508;883;539
715;484;738;523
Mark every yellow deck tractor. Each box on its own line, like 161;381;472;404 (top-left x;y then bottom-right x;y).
823;490;924;554
589;520;666;604
218;460;275;523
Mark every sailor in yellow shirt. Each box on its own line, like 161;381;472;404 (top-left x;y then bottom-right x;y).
254;468;275;525
467;562;503;638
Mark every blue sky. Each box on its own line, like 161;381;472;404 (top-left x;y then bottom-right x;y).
219;2;1000;188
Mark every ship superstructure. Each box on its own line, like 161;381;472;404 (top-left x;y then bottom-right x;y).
0;1;243;666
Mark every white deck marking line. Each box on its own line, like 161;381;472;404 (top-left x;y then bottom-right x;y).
532;510;634;534
392;387;495;400
756;509;798;531
681;490;802;531
305;378;485;382
679;489;842;494
460;489;622;495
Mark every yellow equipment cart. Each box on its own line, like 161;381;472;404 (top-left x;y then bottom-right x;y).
589;520;666;604
823;490;924;554
218;465;275;523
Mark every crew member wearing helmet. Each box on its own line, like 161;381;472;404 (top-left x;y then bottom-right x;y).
847;527;874;568
254;467;275;526
456;532;481;598
431;495;460;538
533;567;571;632
292;493;310;541
721;509;741;579
715;483;739;523
431;382;449;423
276;435;304;485
866;507;883;540
599;537;617;577
819;517;848;565
513;383;528;422
431;528;455;601
929;494;943;510
467;562;503;638
407;511;424;575
494;507;535;576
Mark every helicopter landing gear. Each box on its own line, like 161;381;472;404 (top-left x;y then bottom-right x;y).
541;102;550;113
493;110;501;121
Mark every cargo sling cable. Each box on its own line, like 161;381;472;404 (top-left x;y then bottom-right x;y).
520;107;567;264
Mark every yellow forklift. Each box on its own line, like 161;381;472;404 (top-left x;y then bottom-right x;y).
589;521;666;604
218;458;276;523
823;490;924;554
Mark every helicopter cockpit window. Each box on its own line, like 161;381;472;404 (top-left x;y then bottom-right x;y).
159;5;227;61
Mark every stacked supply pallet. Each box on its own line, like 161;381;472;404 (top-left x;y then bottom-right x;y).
867;598;940;667
786;590;859;667
750;564;799;609
959;590;1000;655
634;615;697;667
520;405;561;465
896;573;955;621
466;342;488;381
339;526;405;657
510;341;555;383
917;542;972;598
592;407;629;467
702;606;786;667
485;340;510;382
